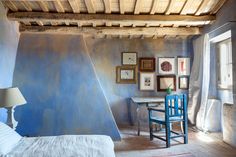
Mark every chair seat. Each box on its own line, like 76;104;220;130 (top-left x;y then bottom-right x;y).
150;116;184;123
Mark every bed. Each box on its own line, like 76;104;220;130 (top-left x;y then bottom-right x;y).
0;122;115;157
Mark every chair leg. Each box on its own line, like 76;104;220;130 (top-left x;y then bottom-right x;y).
183;120;188;144
149;121;153;141
165;123;170;148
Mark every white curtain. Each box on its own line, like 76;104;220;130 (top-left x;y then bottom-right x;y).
188;34;210;131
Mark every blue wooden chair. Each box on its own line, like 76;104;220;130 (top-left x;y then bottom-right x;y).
148;94;188;148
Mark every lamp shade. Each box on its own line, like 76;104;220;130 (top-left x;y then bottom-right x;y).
0;87;26;108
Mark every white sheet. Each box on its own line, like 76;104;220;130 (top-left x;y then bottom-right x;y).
3;135;115;157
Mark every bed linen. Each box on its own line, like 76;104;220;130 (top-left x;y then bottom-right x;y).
3;135;115;157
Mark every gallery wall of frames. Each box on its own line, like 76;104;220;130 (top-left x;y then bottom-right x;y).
116;52;190;92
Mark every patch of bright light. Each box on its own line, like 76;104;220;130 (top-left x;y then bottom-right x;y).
196;132;214;143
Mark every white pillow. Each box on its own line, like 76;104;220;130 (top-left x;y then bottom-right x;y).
0;122;22;155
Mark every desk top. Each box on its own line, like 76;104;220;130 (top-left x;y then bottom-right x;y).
131;97;165;103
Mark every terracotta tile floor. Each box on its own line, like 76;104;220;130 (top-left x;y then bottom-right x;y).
115;126;236;157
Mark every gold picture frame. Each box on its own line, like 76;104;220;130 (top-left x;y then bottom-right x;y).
116;66;137;84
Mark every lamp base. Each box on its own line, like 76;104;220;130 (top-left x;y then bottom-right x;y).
6;106;18;130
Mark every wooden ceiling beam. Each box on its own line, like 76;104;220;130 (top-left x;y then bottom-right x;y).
210;0;227;14
103;0;111;13
21;1;32;12
68;0;80;13
53;0;65;13
165;0;174;15
119;0;125;14
150;0;158;15
134;0;142;14
3;1;18;12
37;1;49;12
8;12;215;25
181;0;201;15
195;0;212;15
19;25;201;36
85;0;96;13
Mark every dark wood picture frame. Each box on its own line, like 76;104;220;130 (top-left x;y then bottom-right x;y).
116;65;137;84
139;57;156;72
179;76;189;90
122;52;138;65
157;75;176;91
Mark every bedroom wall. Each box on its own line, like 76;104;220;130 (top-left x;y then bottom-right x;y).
199;0;236;146
85;37;193;125
203;0;236;105
13;34;121;140
0;2;19;122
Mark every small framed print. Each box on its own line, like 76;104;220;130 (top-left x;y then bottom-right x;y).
158;57;176;75
139;72;155;91
157;75;176;91
179;76;189;90
178;57;190;75
139;58;156;72
116;66;137;84
122;52;137;65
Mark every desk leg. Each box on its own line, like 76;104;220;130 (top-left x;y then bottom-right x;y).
128;99;134;126
137;105;140;136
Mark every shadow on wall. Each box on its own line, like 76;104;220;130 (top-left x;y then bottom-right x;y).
12;34;121;140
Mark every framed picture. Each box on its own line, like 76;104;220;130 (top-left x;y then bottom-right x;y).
178;57;190;75
157;75;176;91
122;52;137;65
139;72;155;91
116;66;137;84
179;76;189;89
158;57;176;74
139;58;156;72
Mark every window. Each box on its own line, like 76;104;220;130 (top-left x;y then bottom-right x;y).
216;38;233;89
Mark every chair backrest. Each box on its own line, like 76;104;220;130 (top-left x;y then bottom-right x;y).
165;94;187;119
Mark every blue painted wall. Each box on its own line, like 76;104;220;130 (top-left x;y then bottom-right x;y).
13;34;120;140
0;2;19;122
86;37;193;125
203;0;236;106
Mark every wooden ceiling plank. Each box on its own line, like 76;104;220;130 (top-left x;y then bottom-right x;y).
181;0;195;15
84;0;96;13
3;1;18;12
23;21;31;25
165;0;174;15
38;1;49;12
195;0;212;15
119;0;125;14
8;12;215;23
103;0;111;13
36;21;44;26
53;0;65;13
19;25;201;36
21;1;32;12
134;0;142;14
68;0;80;13
150;0;158;14
210;0;227;14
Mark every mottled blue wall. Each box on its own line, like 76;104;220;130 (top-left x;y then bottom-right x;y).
0;2;19;122
13;34;120;140
86;37;193;125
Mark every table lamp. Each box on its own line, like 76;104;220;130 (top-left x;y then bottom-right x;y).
0;87;26;130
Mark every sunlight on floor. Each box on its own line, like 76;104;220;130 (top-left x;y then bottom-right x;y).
196;132;214;143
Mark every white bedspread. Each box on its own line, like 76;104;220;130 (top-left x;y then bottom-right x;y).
4;135;115;157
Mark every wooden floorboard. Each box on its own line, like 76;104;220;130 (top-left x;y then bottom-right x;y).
115;126;236;157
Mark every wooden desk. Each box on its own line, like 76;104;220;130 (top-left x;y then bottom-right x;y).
130;97;165;136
